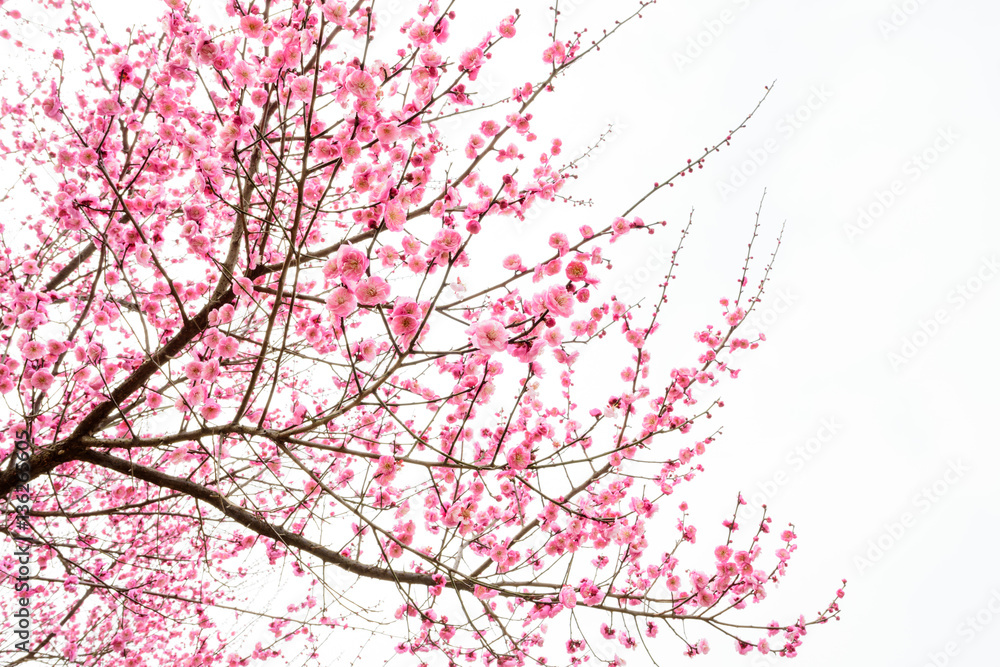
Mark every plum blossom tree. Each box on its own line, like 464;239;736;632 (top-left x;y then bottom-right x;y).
0;0;844;665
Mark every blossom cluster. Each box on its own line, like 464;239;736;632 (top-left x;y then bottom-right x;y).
0;0;841;665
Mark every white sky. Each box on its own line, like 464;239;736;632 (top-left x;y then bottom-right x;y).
5;0;999;665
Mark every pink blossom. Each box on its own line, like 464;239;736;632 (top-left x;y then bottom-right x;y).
466;319;509;354
96;98;121;116
202;359;221;382
21;340;47;360
384;201;407;231
184;361;204;380
543;285;574;318
459;47;483;73
542;327;563;347
355;276;391;305
565;261;588;281
506;445;531;470
548;232;569;254
78;148;98;166
725;307;746;326
391;298;420;319
375;123;400;144
481;120;501;137
217;336;240;359
390;315;419;337
345;70;377;99
431;229;462;256
231;61;255;87
240;14;266;38
326;287;357;318
474;585;498;600
406;255;428;274
498;18;517;39
29;370;54;391
250;88;268;106
542;41;567;65
374;455;397;484
322;1;349;24
354;339;377;362
340;139;362;163
502;254;523;270
18;310;46;330
200;402;222;420
334;244;369;284
289;75;314;102
558;585;577;609
419;48;443;67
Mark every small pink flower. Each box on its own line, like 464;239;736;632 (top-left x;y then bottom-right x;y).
21;340;47;360
506;445;531;470
406;255;427;274
390;315;419;337
408;21;435;45
384;201;406;231
326;287;357;318
200;401;222;420
340;139;361;163
78;148;98;166
41;96;62;119
231;60;255;88
466;319;509;354
240;14;266;38
565;261;588;281
548;232;569;254
391;299;419;319
543;285;574;318
502;254;523;271
559;585;577;609
184;361;204;380
375;123;400;144
498;18;517;39
489;544;508;564
334;244;369;284
250;88;268;106
480;120;501;137
355;276;391;306
374;455;397;484
345;70;377;99
322;1;349;25
354;339;377;362
431;229;463;256
29;370;54;392
459;47;483;73
217;336;240;359
288;75;314;102
18;311;46;330
472;585;496;601
202;359;221;382
625;330;644;348
96;98;121;116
